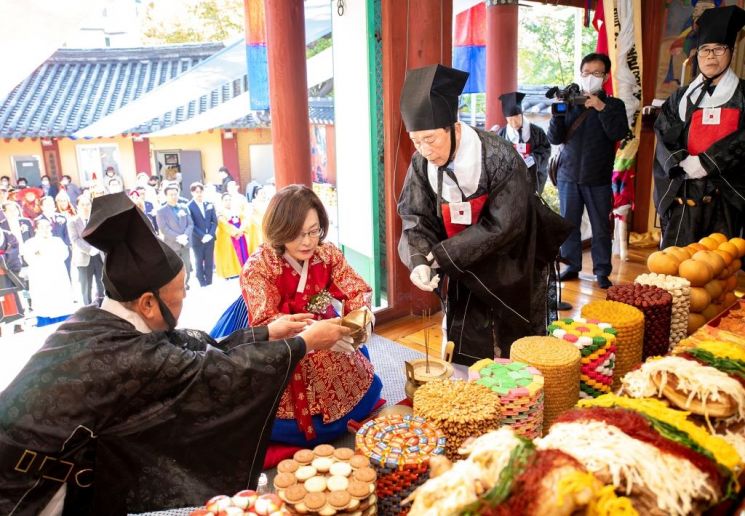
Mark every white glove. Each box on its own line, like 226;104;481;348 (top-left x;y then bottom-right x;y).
176;234;188;246
680;155;707;180
201;234;213;243
330;336;356;353
410;264;440;292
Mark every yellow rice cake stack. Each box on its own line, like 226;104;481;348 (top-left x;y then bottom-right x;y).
509;336;581;431
581;300;645;390
413;379;501;460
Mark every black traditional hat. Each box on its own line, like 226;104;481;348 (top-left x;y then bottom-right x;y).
499;92;526;117
83;192;183;302
697;5;745;48
400;64;469;132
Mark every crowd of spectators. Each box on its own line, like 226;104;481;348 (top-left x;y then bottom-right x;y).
0;166;276;335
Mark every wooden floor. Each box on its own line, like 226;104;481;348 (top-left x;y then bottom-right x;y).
376;246;656;355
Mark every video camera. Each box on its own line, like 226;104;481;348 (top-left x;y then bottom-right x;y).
546;83;587;116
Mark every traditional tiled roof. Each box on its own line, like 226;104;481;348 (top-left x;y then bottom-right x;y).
224;97;335;129
0;43;335;138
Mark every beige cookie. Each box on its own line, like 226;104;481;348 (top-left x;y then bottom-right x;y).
304;475;328;493
303;491;327;511
312;456;334;473
318;506;337;516
314;444;335;457
349;455;370;469
328;490;352;510
273;472;297;490
352;467;376;484
295;465;317;481
294;449;315;464
329;461;352;477
346;498;361;511
284;484;308;504
277;459;300;474
327;475;349;492
347;480;370;499
333;447;355;461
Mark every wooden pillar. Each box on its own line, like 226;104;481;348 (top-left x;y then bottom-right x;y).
634;0;666;233
220;130;241;187
132;137;152;175
380;0;452;323
41;138;63;179
485;0;519;130
265;0;311;188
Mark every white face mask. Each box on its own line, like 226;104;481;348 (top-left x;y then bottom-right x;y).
579;75;604;94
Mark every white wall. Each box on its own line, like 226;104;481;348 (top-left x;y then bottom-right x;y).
331;0;374;258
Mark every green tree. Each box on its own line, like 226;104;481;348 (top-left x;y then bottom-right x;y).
518;9;596;86
142;0;244;44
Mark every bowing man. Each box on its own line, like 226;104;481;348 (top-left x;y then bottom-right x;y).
397;64;570;366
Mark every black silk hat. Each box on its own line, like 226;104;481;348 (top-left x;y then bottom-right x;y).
697;5;745;48
499;92;526;117
83;192;183;301
400;64;469;132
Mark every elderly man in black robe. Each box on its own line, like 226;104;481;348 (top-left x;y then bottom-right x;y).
654;5;745;247
397;64;571;365
0;192;350;515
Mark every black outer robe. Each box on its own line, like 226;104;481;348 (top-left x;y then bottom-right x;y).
398;127;570;365
653;78;745;247
0;306;305;515
496;124;551;192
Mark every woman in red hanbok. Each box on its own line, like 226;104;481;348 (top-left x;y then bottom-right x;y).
213;185;381;445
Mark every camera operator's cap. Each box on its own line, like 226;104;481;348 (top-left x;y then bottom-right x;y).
400;64;469;132
697;5;745;48
499;92;526;117
82;192;183;302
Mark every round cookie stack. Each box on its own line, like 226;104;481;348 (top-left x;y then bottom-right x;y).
635;272;691;347
509;336;581;431
607;283;673;360
469;358;545;439
547;318;617;399
355;414;446;515
581;300;645;390
413;379;501;460
273;444;378;516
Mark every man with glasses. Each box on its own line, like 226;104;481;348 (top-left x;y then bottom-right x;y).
397;65;571;365
654;5;745;247
548;53;628;290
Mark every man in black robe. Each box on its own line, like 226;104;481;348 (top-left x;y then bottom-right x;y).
0;192;350;515
495;92;551;194
397;64;571;365
654;5;745;247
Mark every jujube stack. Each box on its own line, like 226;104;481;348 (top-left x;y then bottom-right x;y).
607;284;673;360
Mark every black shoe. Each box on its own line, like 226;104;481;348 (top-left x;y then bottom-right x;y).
557;301;573;311
559;270;579;281
597;275;612;289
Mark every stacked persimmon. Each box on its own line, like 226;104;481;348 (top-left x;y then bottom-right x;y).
647;233;745;334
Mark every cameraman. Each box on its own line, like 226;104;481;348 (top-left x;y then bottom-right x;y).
548;52;628;289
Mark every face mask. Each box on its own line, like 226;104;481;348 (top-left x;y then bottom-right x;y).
579;75;604;94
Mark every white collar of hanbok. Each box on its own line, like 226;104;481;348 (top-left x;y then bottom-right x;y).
101;297;153;334
427;123;482;203
678;68;740;121
505;119;531;144
283;253;310;293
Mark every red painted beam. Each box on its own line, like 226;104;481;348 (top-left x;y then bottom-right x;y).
485;2;518;130
220;131;241;187
132;137;152;175
265;0;311;188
